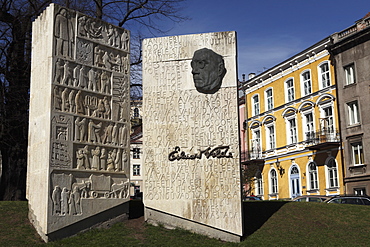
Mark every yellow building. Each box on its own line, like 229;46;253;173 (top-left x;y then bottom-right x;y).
242;37;344;200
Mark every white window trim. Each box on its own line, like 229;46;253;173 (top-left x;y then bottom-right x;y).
344;63;356;85
300;108;315;142
318;101;335;133
306;161;319;191
133;164;141;176
324;157;339;189
285;114;298;145
254;171;263;197
351;142;364;166
265;87;274;112
300;69;312;97
318;61;332;90
269;168;278;195
252;93;260;116
289;163;302;198
284;78;295;103
264;122;276;150
347;101;360;126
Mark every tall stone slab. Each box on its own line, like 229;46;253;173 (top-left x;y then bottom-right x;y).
27;4;131;242
142;32;243;242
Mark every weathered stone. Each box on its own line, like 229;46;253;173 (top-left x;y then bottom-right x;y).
142;31;243;242
27;4;131;242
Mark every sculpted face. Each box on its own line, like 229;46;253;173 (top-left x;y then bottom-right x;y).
191;48;226;94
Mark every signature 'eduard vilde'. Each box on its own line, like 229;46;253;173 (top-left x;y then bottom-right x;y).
168;146;233;161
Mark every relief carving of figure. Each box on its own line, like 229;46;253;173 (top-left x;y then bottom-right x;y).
121;30;129;51
82;145;90;169
61;87;69;112
73;65;81;87
122;55;129;74
55;8;74;58
88;120;102;143
52;185;62;215
76;149;85;169
102;122;113;144
100;71;110;93
191;48;226;94
100;148;107;170
54;87;62;110
74;117;86;141
77;16;87;37
62;60;73;86
102;51;111;70
114;148;121;172
106;151;114;171
94;47;104;67
68;90;76;113
54;58;64;84
114;29;121;48
79;65;87;88
112;123;119;145
122;149;128;173
88;67;97;91
75;90;85;115
106;24;114;46
91;146;100;170
119;122;128;147
61;187;69;215
103;96;111;119
69;186;81;215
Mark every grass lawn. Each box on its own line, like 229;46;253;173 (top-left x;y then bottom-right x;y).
1;200;369;246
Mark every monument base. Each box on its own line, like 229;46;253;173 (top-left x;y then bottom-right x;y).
29;202;129;242
144;207;242;243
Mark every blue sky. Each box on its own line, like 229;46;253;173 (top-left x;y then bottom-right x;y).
147;0;370;80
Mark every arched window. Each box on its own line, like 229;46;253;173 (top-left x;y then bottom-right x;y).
270;169;278;194
255;170;263;196
327;158;338;188
290;165;301;198
308;162;318;190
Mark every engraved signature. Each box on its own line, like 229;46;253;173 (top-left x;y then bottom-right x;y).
168;146;233;161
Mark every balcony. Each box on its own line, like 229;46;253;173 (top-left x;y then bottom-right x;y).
305;128;340;150
241;148;265;165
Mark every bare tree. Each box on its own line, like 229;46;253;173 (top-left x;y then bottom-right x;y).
0;0;187;200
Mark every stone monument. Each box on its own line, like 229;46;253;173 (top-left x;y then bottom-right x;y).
27;4;131;242
142;32;243;242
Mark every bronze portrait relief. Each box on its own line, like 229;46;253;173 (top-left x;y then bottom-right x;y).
191;48;226;94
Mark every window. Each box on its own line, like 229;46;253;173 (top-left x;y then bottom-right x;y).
288;118;297;144
304;113;314;141
265;88;273;111
327;159;338;188
266;125;275;149
251;129;261;158
308;162;318;190
322;106;334;133
270;169;278;194
133;148;140;159
301;71;312;96
133;164;141;176
286;79;295;102
133;107;140;118
351;142;364;165
319;62;331;88
344;64;355;85
252;95;260;116
347;101;360;125
255;170;263;196
354;188;366;196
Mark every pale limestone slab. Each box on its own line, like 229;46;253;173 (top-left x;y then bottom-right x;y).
142;32;243;241
27;4;131;241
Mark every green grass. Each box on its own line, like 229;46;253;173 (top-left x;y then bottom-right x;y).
1;201;370;246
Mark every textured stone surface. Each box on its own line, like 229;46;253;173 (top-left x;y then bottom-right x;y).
142;32;243;241
27;4;130;241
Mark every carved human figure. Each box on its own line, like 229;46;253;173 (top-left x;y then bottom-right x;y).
121;30;129;51
52;185;62;215
114;148;122;172
73;65;81;87
102;51;111;70
82;145;90;169
119;122;128;147
68;90;76;113
61;87;69;112
54;87;62;110
77;16;87;37
102;122;113;144
54;58;64;84
190;48;226;94
97;99;105;118
122;149;128;173
61;187;69;215
122;55;129;74
114;29;121;48
75;90;85;115
95;47;104;67
88;120;102;143
112;123;119;145
91;146;100;170
100;148;107;170
69;186;81;215
75;117;86;141
88;67;97;91
106;151;114;171
76;149;85;169
79;65;87;88
62;60;73;86
55;8;74;57
107;24;114;45
103;96;111;119
100;71;110;93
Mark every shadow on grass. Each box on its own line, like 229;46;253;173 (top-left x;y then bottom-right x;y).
243;201;290;237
